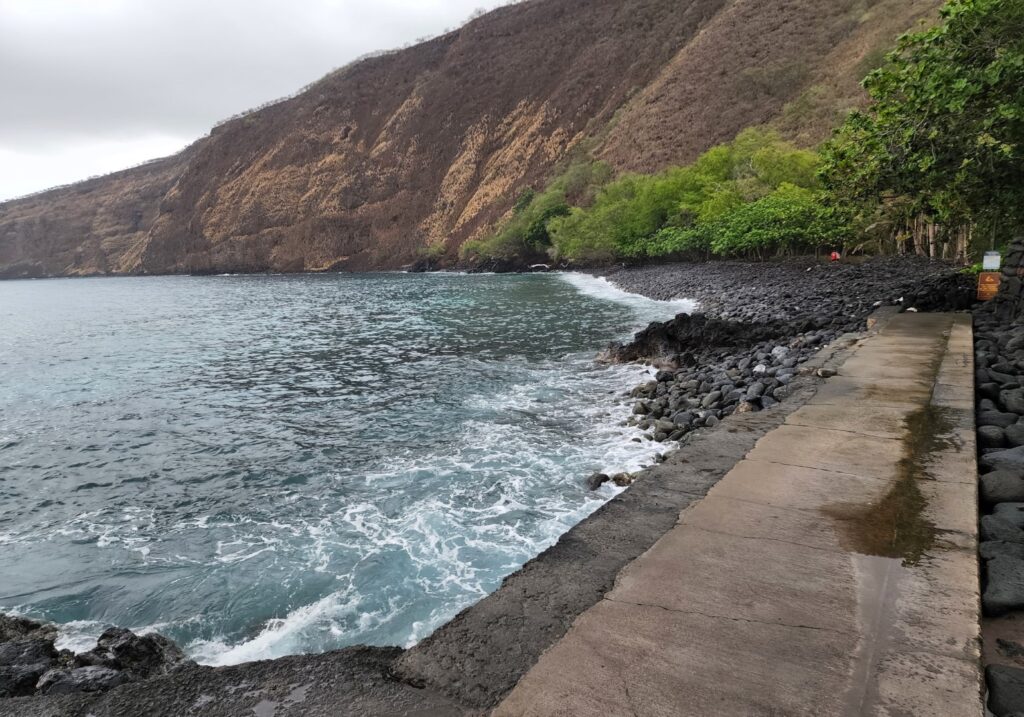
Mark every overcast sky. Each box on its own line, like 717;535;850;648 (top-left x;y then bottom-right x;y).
0;0;505;201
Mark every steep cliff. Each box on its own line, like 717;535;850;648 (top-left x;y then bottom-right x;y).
0;0;941;278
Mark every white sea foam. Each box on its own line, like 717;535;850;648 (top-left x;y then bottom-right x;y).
556;272;697;324
184;354;670;666
54;620;111;653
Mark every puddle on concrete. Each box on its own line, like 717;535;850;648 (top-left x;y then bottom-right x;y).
824;402;955;567
844;553;906;716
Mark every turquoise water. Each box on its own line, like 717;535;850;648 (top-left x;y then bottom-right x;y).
0;272;693;664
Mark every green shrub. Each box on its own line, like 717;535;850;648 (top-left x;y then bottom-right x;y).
461;160;611;262
709;184;849;257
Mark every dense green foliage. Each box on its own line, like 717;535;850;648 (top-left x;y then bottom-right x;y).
467;129;845;264
546;129;845;262
459;160;612;261
821;0;1024;253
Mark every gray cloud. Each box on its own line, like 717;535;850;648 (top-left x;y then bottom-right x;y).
0;0;503;200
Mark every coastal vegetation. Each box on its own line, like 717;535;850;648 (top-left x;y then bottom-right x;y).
468;0;1022;267
820;0;1024;259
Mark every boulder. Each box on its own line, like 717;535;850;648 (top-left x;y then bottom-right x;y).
983;446;1024;473
981;541;1024;562
981;411;1021;429
981;383;1003;401
654;419;676;434
585;473;610;491
1004;388;1024;415
983;472;1024;506
745;381;766;400
36;666;130;696
982;504;1024;544
0;615;56;644
985;555;1024;616
981;425;1009;449
0;663;51;698
988;664;1024;716
611;473;636;487
670;411;694;426
0;638;57;666
1008;424;1024;448
700;391;722;409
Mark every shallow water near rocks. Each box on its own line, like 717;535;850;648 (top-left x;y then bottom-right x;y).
0;271;693;665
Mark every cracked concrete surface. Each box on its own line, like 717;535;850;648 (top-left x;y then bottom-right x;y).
494;313;983;717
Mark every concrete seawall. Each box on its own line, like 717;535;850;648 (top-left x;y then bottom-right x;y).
496;312;982;716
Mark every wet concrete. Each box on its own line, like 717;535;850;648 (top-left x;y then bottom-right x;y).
495;313;982;716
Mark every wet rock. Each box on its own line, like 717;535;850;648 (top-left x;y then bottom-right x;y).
78;628;189;678
611;473;636;487
0;615;56;644
700;391;722;409
0;663;51;698
988;664;1024;715
816;368;837;378
654;419;676;434
36;666;131;695
585;473;610;491
0;639;57;667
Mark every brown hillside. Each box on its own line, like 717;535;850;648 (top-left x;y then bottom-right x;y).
0;0;941;278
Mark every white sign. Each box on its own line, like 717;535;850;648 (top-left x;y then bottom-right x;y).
984;251;1002;271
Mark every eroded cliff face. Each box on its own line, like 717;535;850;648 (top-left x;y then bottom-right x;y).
0;0;941;278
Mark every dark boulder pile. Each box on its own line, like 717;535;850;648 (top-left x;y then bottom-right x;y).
0;614;191;700
603;317;833;447
603;257;975;320
590;258;972;454
975;296;1024;716
976;306;1024;619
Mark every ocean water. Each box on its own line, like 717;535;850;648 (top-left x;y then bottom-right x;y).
0;272;694;665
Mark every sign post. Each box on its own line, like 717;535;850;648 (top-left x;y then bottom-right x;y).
979;272;1002;301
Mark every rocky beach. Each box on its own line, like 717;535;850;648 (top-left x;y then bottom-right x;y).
0;257;988;716
595;259;974;451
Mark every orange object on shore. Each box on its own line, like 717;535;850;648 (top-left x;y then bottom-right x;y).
978;272;1001;301
829;251;841;262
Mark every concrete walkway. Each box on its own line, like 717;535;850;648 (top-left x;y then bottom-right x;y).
495;313;982;716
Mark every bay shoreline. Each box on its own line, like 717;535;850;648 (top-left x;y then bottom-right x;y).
0;257;976;716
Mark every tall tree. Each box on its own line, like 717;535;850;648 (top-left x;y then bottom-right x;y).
821;0;1024;255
